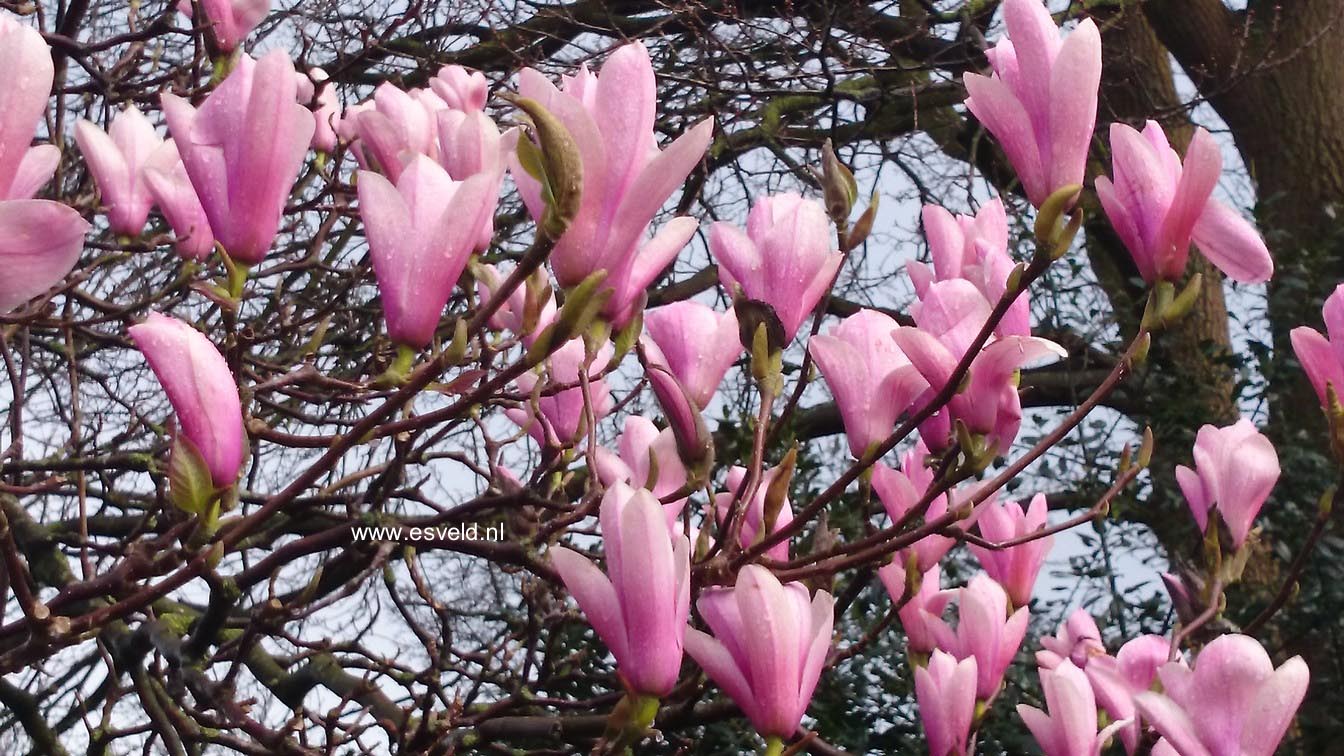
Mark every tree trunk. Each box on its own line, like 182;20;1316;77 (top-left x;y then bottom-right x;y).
1144;1;1344;744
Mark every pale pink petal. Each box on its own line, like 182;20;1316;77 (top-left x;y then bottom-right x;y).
1190;199;1274;283
0;199;90;313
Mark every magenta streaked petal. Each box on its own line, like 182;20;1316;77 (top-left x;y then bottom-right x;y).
128;312;244;487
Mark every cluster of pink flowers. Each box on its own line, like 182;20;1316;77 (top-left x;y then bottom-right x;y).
1016;613;1307;756
0;0;1323;752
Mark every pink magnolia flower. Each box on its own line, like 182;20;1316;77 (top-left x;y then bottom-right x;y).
176;0;268;52
550;483;690;697
337;100;371;154
0;19;89;313
475;262;556;344
142;140;216;261
933;574;1030;699
128;312;244;487
0;16;60;201
1134;634;1308;756
871;441;956;572
894;279;1066;452
357;156;497;349
437;109;507;250
1018;660;1128;756
1290;282;1344;407
968;493;1053;607
1161;571;1200;625
910;199;1029;338
645;364;713;467
809;309;928;457
1174;418;1279;548
880;562;953;656
75;105;165;236
429;65;488;112
962;0;1101;208
512;42;713;325
642;301;742;409
295;68;341;153
1086;634;1171;754
1096;121;1273;284
436;110;503;182
1036;608;1105;670
507;338;614;448
593;415;690;527
684;564;834;738
713;465;795;562
710;193;843;342
0;201;91;313
915;650;978;756
355;83;449;181
162;51;314;265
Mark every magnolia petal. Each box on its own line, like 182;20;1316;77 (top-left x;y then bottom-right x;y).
0;199;90;313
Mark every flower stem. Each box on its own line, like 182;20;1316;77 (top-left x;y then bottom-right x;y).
376;345;418;387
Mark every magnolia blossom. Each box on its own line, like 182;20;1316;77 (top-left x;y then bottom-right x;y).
684;565;833;738
871;441;956;572
894;279;1066;453
810;309;928;457
1036;609;1105;670
1;17;62;201
713;465;795;562
915;651;978;756
910;199;1028;338
296;68;341;153
932;574;1030;699
162;50;314;265
142;140;216;261
550;483;690;697
967;493;1053;607
512;42;713;324
430;65;488;112
1174;418;1280;548
507;339;614;447
1160;570;1209;627
75;105;165;235
1085;634;1170;754
1134;634;1308;756
0;16;89;312
437;108;508;250
436;109;504;182
128;313;244;488
176;0;269;52
962;0;1101;208
645;364;713;467
593;416;690;527
1096;121;1273;284
881;562;953;656
642;301;742;409
1018;660;1127;756
710;193;843;341
353;83;454;179
357;156;496;348
476;262;556;344
1290;282;1344;408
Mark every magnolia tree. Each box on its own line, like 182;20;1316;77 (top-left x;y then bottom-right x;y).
0;0;1337;754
